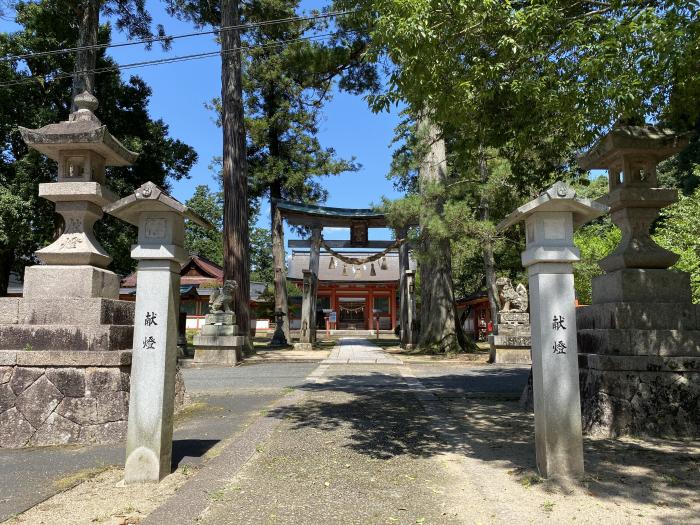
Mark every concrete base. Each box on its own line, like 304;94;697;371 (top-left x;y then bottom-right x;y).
193;335;246;366
23;265;120;299
293;343;313;352
591;269;691;304
489;346;532;364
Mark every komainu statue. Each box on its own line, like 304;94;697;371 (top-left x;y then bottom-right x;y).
496;277;528;312
209;280;237;313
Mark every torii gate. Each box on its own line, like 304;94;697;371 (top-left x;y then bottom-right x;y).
274;200;416;347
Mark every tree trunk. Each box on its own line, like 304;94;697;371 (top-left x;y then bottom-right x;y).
478;147;500;327
397;226;410;347
221;0;250;339
270;184;290;343
0;248;14;297
72;0;99;108
416;118;464;353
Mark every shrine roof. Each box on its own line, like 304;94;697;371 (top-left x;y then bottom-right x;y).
274;199;387;227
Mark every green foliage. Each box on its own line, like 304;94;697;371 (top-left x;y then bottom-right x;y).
184;183;274;286
185;185;224;265
250;226;273;284
573;221;620;305
655;186;700;302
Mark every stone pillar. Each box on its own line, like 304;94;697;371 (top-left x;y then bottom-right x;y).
299;269;313;347
299;227;321;345
404;270;417;349
105;182;210;483
498;182;607;479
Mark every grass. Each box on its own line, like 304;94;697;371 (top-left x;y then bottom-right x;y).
541;501;556;512
52;466;112;492
521;474;543;488
173;401;221;424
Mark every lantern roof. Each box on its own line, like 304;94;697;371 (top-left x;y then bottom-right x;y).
19;91;138;166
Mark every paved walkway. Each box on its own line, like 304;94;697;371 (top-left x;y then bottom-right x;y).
322;337;403;365
0;363;317;522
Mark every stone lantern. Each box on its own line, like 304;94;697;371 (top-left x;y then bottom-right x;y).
576;125;700;438
19;91;137;298
106;181;210;483
578;124;689;301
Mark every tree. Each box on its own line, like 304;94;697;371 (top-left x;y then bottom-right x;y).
219;0;251;337
366;0;698;339
414;119;468;352
184;185;224;264
0;0;196;294
185;183;274;287
60;0;167;106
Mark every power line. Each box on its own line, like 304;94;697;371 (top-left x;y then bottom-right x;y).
0;31;358;87
0;9;358;63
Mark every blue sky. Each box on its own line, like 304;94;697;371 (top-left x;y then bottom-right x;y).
2;0;404;243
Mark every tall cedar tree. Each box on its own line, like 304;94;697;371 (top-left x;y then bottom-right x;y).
166;0;378;340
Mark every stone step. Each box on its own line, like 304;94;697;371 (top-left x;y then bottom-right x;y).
579;353;700;372
577;328;700;357
0;324;133;352
0;298;135;326
577;302;700;331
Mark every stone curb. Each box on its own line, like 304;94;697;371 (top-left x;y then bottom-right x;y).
142;367;320;524
0;350;131;366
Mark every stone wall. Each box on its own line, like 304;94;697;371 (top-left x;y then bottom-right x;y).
578;354;700;438
0;350;186;448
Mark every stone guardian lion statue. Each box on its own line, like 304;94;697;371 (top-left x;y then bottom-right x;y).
209;279;238;314
496;277;528;312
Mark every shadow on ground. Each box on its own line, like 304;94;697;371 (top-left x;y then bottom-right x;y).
171;439;219;470
268;370;699;523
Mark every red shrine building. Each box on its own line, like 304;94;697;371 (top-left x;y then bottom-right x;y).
288;250;405;331
276;200;415;334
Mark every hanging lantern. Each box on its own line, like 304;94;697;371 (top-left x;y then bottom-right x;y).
363;264;367;271
352;265;357;274
370;263;376;276
380;256;388;270
342;264;347;276
328;256;336;269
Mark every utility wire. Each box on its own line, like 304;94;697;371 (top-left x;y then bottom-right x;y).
0;31;358;87
0;9;358;63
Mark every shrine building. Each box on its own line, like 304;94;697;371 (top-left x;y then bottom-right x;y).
287;249;406;331
276;200;415;336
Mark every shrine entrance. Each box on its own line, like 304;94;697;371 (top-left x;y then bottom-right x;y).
275;199;418;346
337;297;366;329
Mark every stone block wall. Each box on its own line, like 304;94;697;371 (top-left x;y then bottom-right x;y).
578;355;700;438
0;350;186;448
0;350;131;447
576;301;700;438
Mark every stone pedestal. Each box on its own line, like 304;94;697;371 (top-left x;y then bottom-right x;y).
499;182;607;479
193;312;245;366
577;124;698;438
489;311;531;364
